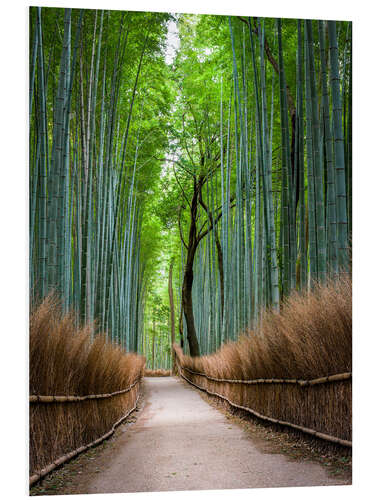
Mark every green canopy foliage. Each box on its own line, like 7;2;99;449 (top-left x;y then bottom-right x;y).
29;7;351;367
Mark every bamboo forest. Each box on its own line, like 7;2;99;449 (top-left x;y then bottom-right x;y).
30;8;351;364
29;6;353;493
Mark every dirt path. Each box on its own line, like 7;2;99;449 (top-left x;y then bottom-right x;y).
41;376;349;494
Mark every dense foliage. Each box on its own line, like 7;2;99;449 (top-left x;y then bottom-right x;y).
30;7;172;350
29;8;352;365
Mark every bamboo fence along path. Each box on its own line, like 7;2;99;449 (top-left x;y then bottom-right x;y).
178;368;351;447
29;378;141;403
30;379;141;486
175;355;352;448
180;366;352;387
30;391;140;487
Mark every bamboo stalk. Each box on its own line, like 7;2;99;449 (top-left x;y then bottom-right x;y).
306;20;326;283
328;20;349;273
304;23;318;285
297;20;307;289
318;20;338;278
277;19;292;295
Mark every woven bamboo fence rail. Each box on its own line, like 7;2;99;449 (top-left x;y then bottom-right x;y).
29;378;141;403
181;366;352;387
30;377;142;486
174;352;351;448
30;390;140;487
178;368;351;447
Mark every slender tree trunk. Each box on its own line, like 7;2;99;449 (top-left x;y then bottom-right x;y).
215;235;224;316
328;20;349;273
182;251;200;357
152;317;156;370
180;175;203;357
306;20;326;283
168;260;177;373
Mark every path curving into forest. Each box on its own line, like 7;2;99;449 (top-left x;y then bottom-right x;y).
59;377;349;494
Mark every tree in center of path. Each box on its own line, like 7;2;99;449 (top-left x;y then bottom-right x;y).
163;15;233;357
179;144;223;356
168;103;230;356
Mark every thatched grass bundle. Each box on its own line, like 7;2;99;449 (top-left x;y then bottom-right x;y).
175;275;352;443
29;296;145;475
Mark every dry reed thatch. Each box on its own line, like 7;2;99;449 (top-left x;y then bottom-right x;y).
144;369;171;377
175;275;352;443
29;296;145;475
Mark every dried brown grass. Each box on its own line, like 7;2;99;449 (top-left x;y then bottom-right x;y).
175;274;352;442
29;295;145;474
144;369;171;377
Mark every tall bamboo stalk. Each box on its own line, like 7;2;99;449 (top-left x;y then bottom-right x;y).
328;21;349;273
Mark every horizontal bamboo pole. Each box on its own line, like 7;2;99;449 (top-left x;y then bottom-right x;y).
177;365;352;448
30;378;141;403
180;365;351;386
29;387;140;487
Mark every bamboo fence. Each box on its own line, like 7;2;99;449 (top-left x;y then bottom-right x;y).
180;366;352;387
30;390;140;487
30;378;142;485
174;348;352;447
29;378;141;403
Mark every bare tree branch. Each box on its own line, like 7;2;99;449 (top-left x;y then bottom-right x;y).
197;200;236;243
178;205;188;250
181;112;198;168
172;163;192;209
252;17;296;119
236;15;296;120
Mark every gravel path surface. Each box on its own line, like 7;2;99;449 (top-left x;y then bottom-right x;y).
65;376;349;494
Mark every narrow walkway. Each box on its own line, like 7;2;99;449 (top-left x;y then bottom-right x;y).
74;377;348;493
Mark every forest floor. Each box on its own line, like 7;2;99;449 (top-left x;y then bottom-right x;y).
30;377;351;495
